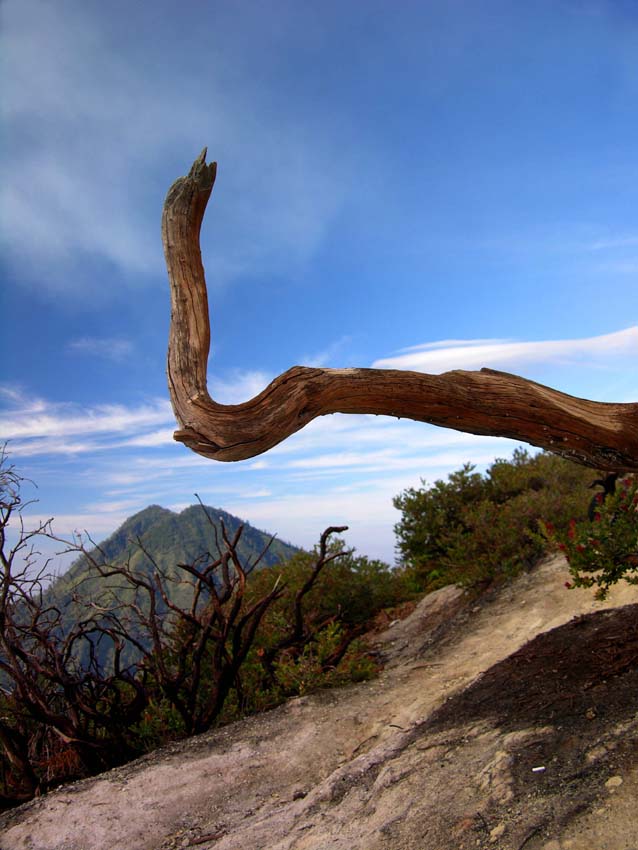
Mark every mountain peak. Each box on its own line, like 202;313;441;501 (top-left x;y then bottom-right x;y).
61;502;298;585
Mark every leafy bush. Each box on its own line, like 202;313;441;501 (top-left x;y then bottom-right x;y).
394;449;595;590
214;537;406;721
393;463;488;577
271;624;378;697
541;475;638;599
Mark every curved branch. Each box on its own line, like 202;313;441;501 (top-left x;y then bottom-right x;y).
162;150;638;471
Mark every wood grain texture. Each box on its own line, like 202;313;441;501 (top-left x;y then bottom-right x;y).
162;151;638;470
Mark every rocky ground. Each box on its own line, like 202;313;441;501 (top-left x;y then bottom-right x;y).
1;554;637;850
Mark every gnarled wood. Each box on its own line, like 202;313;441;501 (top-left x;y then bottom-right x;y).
162;150;638;471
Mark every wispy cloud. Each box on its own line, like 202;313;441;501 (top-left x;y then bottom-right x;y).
283;446;509;475
236;489;272;500
0;369;286;458
372;327;638;373
596;261;638;275
587;234;638;251
22;510;134;539
1;0;352;294
209;371;273;405
583;232;638;277
67;337;134;362
83;498;147;516
301;336;353;368
0;387;173;455
120;429;176;449
1;398;171;440
396;338;511;353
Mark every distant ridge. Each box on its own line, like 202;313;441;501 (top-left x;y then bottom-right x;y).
48;504;300;666
62;503;297;581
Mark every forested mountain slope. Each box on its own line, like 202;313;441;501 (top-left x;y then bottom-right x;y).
46;503;299;665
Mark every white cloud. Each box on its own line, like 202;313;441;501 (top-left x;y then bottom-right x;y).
588;234;638;250
18;510;132;540
286;449;400;470
54;372;274;432
0;398;172;441
209;371;273;405
372;327;638;373
7;438;103;458
396;338;511;353
248;411;523;467
597;261;638;275
300;336;354;368
67;337;134;362
0;387;48;412
220;434;529;562
284;446;513;476
121;429;176;449
1;0;352;293
83;498;147;515
0;388;174;456
223;489;392;556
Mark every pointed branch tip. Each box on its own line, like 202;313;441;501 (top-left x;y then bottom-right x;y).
187;148;217;189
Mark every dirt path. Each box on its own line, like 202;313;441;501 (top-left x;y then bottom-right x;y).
2;554;637;850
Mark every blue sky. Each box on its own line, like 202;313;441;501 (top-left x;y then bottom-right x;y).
1;0;637;567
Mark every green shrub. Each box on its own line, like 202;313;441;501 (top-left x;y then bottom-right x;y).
394;449;594;590
138;534;408;734
541;475;638;599
272;624;378;697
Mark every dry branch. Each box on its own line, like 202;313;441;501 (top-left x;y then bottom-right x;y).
163;150;638;471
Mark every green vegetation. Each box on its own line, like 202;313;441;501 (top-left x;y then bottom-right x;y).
3;446;633;810
541;474;638;599
47;504;299;671
393;448;595;592
212;541;406;723
0;456;407;807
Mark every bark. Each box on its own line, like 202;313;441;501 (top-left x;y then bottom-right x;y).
162;150;638;471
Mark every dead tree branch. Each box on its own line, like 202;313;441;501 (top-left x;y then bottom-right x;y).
162;150;638;471
258;526;353;681
66;519;285;737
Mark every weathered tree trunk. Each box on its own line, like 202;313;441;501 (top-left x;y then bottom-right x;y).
162;150;638;471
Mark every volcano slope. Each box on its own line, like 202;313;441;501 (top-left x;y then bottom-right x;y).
2;553;637;850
